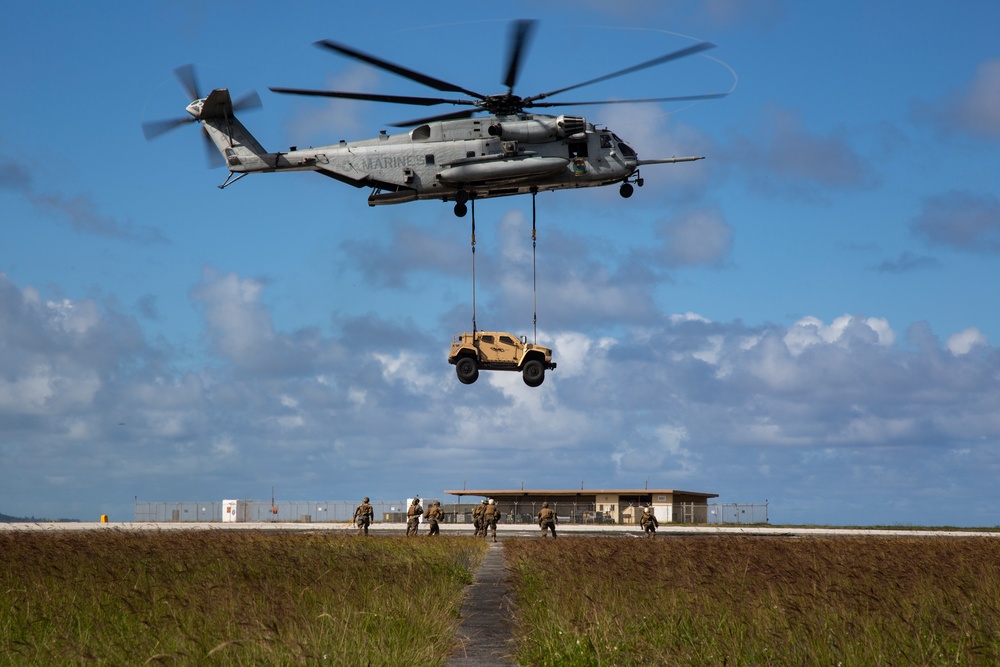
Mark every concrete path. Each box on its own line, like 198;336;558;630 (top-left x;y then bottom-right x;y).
446;541;518;667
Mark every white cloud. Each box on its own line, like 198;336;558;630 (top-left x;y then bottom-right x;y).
4;267;1000;526
784;315;895;356
947;327;987;355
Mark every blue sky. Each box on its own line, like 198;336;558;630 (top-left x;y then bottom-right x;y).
2;1;999;525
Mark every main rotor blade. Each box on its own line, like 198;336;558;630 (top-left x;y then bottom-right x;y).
524;41;716;104
173;64;201;101
503;19;536;92
527;91;731;108
269;87;478;108
315;39;485;100
141;116;194;140
389;108;482;127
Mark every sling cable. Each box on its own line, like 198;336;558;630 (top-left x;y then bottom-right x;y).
470;196;477;333
468;190;541;340
530;187;538;344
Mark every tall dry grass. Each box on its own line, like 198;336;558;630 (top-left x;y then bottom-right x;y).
506;536;1000;666
0;530;486;665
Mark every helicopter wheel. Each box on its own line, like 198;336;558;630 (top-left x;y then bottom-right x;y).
455;189;470;205
454;202;468;217
619;183;634;198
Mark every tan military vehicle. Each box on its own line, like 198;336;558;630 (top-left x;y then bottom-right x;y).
448;331;556;387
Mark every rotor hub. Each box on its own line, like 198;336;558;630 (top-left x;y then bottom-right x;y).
482;94;526;117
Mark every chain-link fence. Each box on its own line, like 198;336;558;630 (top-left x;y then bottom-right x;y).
134;499;768;525
708;502;769;524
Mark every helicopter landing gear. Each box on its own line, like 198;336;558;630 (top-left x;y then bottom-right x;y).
619;171;645;199
453;188;471;217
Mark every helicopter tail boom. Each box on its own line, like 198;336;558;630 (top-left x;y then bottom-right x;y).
196;89;275;173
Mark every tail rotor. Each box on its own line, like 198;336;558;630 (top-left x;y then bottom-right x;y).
141;65;261;168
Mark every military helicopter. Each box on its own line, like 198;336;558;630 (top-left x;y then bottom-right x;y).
143;21;728;217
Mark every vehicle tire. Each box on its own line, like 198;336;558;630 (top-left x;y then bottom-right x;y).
522;360;545;387
455;189;470;205
454;202;468;217
619;183;634;198
456;357;479;384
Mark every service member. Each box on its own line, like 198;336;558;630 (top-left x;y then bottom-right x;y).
406;497;423;537
472;498;488;537
482;498;500;542
640;506;659;538
425;500;444;536
354;497;374;536
537;501;557;538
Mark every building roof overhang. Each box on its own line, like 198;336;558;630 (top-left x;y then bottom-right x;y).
443;489;719;500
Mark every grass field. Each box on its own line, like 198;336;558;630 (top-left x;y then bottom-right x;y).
505;536;1000;666
5;530;1000;666
0;530;486;665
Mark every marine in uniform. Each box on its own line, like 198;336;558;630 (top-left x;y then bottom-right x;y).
640;506;659;538
354;497;374;536
482;498;500;542
406;497;423;537
537;501;557;538
472;498;488;537
425;500;444;535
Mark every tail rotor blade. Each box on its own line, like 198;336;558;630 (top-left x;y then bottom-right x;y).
233;89;262;112
173;64;202;100
142;116;194;140
200;127;224;169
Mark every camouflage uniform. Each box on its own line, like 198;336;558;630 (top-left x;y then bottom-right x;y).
640;507;659;538
482;499;500;542
405;498;423;537
425;501;444;536
537;502;557;538
354;497;374;536
472;499;488;537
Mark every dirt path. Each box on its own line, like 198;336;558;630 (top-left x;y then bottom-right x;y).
446;541;518;666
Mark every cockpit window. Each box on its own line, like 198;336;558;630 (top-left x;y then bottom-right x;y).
600;134;613;149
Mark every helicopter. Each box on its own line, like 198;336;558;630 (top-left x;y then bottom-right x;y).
143;20;729;217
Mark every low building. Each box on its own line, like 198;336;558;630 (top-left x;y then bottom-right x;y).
443;488;719;524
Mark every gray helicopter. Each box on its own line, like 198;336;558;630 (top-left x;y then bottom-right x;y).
143;21;728;217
